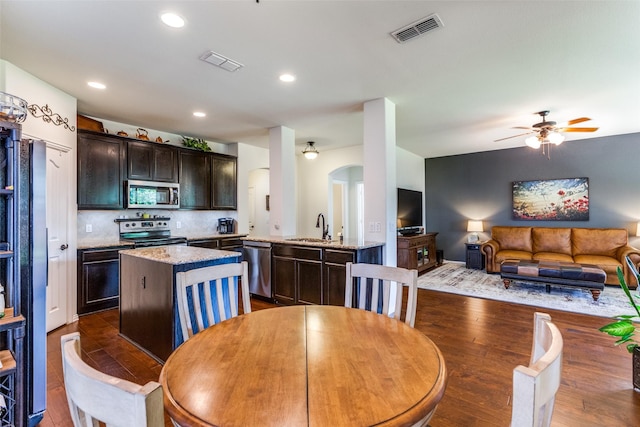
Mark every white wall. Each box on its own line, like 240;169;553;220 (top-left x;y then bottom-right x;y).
296;145;362;238
238;143;270;235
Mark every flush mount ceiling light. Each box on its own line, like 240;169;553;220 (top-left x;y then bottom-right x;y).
279;73;296;83
193;111;206;118
199;51;244;72
87;81;106;89
161;12;185;28
302;141;319;159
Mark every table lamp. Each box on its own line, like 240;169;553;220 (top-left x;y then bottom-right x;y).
467;220;483;243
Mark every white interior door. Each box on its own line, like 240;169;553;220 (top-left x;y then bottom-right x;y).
46;146;70;332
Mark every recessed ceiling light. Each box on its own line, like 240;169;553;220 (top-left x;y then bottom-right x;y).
161;12;185;28
193;111;206;118
87;81;106;89
279;74;296;83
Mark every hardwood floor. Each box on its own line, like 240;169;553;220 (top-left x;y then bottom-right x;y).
40;290;640;427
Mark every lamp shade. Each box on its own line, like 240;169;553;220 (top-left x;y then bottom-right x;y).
636;221;640;237
467;220;484;232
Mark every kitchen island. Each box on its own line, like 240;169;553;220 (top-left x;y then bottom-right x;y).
119;245;241;362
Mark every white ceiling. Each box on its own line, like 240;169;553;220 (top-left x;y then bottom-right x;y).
1;1;639;158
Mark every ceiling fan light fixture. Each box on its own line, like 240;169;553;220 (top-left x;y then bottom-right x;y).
302;141;319;159
525;136;541;149
548;132;564;145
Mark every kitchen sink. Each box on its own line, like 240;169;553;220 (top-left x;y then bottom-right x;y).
285;237;333;243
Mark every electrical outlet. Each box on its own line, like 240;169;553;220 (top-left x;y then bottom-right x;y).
85;224;92;233
375;222;382;232
176;221;182;229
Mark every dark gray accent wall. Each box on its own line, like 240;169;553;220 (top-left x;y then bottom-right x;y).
425;132;640;262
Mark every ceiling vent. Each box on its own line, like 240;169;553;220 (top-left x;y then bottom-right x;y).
199;51;244;72
391;13;444;43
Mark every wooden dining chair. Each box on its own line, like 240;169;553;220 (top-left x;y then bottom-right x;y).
175;261;251;341
511;312;563;427
345;262;419;327
60;332;164;427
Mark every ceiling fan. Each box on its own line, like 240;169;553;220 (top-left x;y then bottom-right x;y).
495;110;598;148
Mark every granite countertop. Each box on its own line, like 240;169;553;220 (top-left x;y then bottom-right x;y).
119;245;240;265
78;234;247;250
242;235;385;250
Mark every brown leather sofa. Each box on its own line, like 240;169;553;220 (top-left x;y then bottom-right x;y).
481;226;640;287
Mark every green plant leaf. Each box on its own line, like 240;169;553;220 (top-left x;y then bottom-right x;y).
599;320;635;337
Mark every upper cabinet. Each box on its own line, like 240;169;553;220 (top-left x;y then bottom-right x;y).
78;130;125;210
127;141;178;183
179;149;211;210
211;154;237;210
78;130;237;211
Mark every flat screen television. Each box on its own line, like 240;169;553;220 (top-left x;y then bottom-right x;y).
397;188;423;235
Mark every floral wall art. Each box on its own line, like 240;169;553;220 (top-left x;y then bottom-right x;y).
512;177;589;221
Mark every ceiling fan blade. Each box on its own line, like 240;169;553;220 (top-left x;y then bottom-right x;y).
512;126;533;130
559;127;599;132
494;131;534;142
566;117;591;125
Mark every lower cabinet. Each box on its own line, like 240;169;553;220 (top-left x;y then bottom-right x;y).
272;244;382;306
77;246;132;315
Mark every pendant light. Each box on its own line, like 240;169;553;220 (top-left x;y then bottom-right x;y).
302;141;319;159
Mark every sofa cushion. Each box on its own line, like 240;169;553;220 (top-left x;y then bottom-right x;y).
532;227;572;255
573;254;622;285
495;250;532;264
492;226;532;252
572;228;627;257
533;252;574;263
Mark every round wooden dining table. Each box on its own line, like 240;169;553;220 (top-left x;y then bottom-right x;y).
160;305;447;426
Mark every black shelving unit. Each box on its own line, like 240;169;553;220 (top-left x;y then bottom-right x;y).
0;119;26;427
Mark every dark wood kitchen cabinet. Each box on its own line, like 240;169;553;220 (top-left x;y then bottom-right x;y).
77;245;133;314
77;130;125;209
127;140;178;183
179;150;211;210
272;245;323;305
211;154;237;210
271;243;383;306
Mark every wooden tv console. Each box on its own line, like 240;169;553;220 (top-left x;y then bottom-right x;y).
397;232;438;275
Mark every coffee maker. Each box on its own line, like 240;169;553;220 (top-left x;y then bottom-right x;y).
218;217;235;234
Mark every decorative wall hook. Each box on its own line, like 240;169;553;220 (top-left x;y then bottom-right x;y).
27;103;76;132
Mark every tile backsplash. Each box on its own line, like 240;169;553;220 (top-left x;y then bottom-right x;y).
77;210;237;246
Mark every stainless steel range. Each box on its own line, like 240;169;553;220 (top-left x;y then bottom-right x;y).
116;217;187;248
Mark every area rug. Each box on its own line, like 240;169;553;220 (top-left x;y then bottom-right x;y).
417;262;634;318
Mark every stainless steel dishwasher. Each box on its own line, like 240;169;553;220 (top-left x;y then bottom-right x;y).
242;240;272;300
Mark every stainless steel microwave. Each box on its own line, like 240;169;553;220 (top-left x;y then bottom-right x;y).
127;180;180;209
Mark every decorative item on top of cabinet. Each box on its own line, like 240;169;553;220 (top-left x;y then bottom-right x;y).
397;233;438;275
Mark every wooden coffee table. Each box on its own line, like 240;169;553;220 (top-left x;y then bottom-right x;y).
160;305;448;426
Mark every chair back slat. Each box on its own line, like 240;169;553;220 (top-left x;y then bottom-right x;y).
345;262;419;327
61;332;164;427
176;261;251;342
511;312;563;427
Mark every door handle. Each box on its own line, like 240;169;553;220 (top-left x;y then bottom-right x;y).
60;244;69;251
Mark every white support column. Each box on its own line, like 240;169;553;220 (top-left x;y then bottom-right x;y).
363;98;397;266
268;126;296;236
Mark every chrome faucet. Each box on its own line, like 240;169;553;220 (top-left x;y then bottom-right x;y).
316;213;330;240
